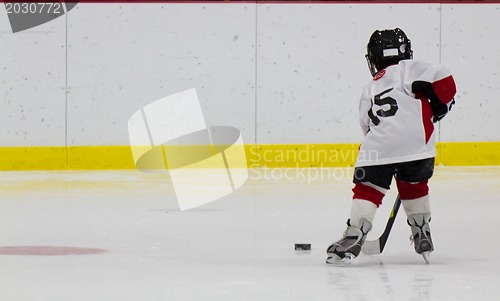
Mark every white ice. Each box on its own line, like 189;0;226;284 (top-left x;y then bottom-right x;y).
1;167;499;301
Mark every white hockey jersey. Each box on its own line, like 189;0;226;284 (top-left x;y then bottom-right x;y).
356;60;456;167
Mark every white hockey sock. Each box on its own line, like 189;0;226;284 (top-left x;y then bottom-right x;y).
402;195;431;216
349;198;377;228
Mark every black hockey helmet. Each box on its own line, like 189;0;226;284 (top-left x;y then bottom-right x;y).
366;28;413;76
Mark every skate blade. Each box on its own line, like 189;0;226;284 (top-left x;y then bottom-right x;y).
326;253;354;266
421;251;430;264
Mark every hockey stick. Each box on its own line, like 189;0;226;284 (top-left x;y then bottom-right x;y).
361;194;401;255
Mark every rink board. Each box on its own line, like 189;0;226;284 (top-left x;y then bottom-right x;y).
0;142;499;170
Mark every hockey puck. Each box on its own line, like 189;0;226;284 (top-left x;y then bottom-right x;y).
294;243;311;251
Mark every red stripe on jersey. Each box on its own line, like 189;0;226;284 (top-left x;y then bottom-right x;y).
396;179;429;200
420;98;434;144
352;183;385;207
431;75;456;104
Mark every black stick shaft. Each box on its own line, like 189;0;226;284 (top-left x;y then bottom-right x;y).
378;194;402;252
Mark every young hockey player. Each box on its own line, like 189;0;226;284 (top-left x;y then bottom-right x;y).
326;28;456;264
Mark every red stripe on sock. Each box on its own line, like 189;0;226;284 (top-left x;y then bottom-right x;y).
396;179;429;200
352;183;385;207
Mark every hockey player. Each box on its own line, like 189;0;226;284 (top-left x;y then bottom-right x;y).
326;28;456;264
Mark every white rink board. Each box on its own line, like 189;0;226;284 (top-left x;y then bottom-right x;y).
440;4;500;142
0;5;66;146
66;4;257;146
1;3;500;146
256;4;441;144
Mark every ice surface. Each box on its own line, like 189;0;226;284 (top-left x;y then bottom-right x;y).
0;167;499;301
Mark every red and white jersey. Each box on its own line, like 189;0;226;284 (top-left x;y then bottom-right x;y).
356;60;456;167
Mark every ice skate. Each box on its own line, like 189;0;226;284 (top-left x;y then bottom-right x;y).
407;213;434;264
326;218;372;264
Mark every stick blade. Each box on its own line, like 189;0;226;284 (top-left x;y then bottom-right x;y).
361;239;381;255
